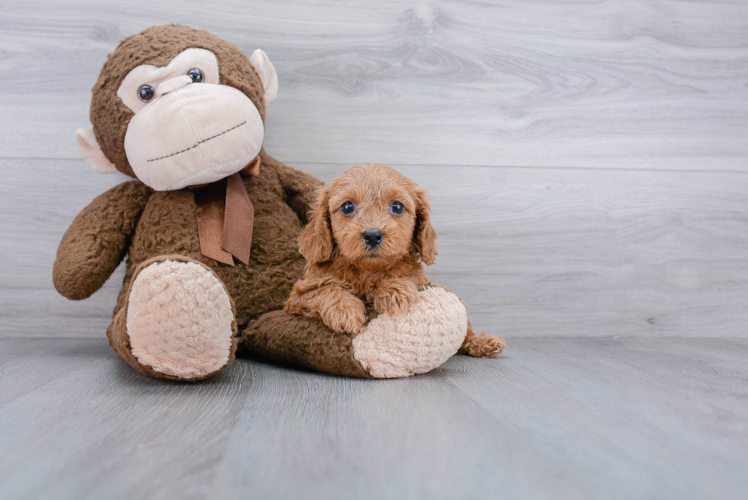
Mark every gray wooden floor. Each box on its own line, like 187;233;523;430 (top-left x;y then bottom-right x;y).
0;338;746;500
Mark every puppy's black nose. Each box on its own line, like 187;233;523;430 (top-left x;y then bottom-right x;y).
363;228;384;249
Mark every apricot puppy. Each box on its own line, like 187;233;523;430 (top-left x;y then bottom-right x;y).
285;163;506;358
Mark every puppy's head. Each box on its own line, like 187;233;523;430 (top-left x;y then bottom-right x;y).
299;163;436;268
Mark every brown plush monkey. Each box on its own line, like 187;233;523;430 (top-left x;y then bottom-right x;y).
55;25;486;381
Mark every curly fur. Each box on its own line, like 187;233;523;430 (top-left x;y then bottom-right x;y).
285;163;505;358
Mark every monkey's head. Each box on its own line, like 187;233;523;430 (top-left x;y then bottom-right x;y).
76;25;278;191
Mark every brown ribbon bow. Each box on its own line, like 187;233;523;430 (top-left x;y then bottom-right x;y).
192;155;261;266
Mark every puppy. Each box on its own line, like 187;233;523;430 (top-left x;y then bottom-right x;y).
284;163;505;358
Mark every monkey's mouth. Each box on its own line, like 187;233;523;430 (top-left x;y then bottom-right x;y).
147;121;247;163
125;82;265;191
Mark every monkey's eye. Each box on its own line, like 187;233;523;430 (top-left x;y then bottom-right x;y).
187;68;204;83
390;201;404;215
341;201;356;216
137;84;155;103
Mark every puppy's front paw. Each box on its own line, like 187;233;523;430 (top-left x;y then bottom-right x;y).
321;297;367;335
459;333;506;358
374;284;420;316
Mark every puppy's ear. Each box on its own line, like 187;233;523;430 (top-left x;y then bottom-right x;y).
413;187;437;265
299;185;334;264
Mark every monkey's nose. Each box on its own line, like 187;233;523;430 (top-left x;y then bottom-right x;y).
362;228;384;249
156;75;193;98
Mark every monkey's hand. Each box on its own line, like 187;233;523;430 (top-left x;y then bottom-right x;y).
373;278;421;316
53;181;151;300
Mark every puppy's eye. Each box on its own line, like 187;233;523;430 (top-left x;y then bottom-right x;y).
390;201;404;215
187;68;204;83
341;201;356;216
137;84;155;102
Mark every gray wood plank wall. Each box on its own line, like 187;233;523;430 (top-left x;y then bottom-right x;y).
1;0;747;338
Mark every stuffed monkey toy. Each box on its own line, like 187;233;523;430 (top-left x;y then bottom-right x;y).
54;25;488;380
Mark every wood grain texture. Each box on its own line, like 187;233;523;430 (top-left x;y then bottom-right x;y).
1;1;748;338
3;158;747;338
0;337;746;499
2;4;747;499
0;0;747;170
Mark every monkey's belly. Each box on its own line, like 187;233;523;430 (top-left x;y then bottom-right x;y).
127;190;306;327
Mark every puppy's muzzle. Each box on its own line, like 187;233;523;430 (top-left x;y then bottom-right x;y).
362;228;384;249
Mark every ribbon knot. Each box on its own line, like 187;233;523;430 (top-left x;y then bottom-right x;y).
192;155;261;266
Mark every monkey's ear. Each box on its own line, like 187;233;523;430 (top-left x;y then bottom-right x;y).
75;128;117;174
249;49;279;104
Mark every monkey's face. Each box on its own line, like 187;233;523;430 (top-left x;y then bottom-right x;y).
76;26;278;191
118;48;265;190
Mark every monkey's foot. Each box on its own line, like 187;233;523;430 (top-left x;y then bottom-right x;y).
352;287;467;378
126;259;236;379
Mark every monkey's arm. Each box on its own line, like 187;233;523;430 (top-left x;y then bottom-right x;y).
53;181;152;300
262;153;324;223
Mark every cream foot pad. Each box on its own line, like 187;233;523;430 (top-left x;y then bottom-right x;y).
352;287;468;378
127;260;235;379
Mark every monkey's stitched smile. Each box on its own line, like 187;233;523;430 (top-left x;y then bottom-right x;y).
146;121;247;163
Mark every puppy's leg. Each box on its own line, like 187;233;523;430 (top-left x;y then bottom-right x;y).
458;318;506;358
286;283;367;335
373;278;421;316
